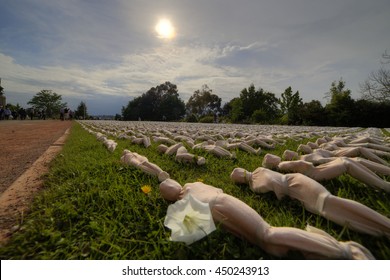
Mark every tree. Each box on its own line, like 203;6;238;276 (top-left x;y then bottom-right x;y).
258;91;280;123
27;89;67;118
354;99;390;128
222;84;280;124
325;79;355;126
279;86;303;125
239;84;279;123
122;82;185;121
224;97;244;123
360;51;390;103
159;87;186;121
360;68;390;103
300;100;327;126
75;101;88;119
122;96;142;121
239;84;259;121
186;85;222;118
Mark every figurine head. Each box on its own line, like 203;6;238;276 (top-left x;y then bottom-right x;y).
262;153;281;169
282;150;299;161
159;179;182;201
230;168;250;184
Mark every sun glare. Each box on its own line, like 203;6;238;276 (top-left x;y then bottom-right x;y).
155;19;176;39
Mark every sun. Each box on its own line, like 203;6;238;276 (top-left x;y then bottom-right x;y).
155;19;176;39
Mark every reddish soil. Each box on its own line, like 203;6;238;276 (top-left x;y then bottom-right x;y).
0;120;72;243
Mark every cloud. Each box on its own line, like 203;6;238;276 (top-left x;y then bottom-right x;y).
1;42;260;112
1;0;389;114
0;37;374;115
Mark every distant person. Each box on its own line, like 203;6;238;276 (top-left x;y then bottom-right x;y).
60;107;65;121
18;108;27;120
28;108;34;120
214;113;219;123
11;110;18;120
64;107;69;120
4;107;11;120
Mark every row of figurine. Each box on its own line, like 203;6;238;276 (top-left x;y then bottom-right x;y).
79;120;360;150
82;122;277;156
80;121;390;162
78;119;367;143
82;124;249;162
83;123;390;195
80;123;390;259
83;122;390;193
119;147;390;260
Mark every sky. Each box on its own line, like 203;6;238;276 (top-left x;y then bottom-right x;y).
1;0;389;115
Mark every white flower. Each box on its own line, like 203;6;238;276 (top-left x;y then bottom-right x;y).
164;193;216;245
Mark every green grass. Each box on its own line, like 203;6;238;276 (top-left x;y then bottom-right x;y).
0;122;389;259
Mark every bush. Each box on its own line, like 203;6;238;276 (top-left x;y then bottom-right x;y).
185;114;198;123
199;115;214;123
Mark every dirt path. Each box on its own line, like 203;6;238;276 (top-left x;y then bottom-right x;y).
0;120;72;243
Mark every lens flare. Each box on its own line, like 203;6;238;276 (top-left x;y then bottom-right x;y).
155;19;176;39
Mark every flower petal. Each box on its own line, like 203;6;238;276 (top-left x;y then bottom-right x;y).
164;193;216;245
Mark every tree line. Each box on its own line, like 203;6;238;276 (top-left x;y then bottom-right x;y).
121;78;390;127
122;52;390;127
2;89;89;120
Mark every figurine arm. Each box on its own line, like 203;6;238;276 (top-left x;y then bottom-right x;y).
121;150;169;182
277;160;315;175
211;193;374;259
262;226;373;259
352;157;390;176
176;152;206;166
309;157;390;191
204;145;234;158
321;195;390;238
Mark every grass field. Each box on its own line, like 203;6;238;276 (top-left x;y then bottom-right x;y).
0;121;389;259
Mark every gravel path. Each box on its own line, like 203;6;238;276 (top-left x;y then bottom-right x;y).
0;120;72;243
